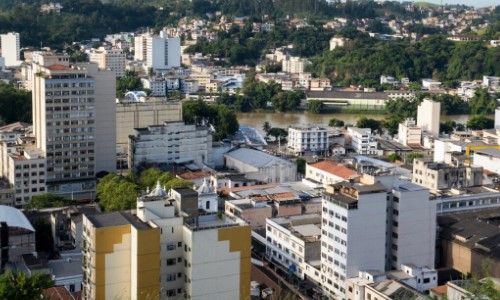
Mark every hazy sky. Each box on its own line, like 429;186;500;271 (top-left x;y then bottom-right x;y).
408;0;499;8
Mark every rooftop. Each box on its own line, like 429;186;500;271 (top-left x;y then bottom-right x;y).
308;160;359;179
307;90;388;100
177;171;211;180
368;280;425;299
224;147;293;169
85;211;150;230
475;147;500;158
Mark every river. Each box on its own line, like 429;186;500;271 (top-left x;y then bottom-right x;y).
236;112;471;133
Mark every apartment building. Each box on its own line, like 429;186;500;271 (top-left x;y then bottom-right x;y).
320;181;387;298
146;32;181;70
88;47;126;77
82;184;251;300
412;158;483;191
287;126;329;156
320;175;436;299
0;32;21;67
32;53;116;198
282;56;310;74
128;121;213;170
266;214;322;281
417;99;440;137
397;118;422;147
8;148;46;206
306;160;359;186
348;127;382;155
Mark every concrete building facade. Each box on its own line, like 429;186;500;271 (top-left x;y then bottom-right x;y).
0;32;21;67
287;127;329;156
417;99;440;137
31;54;116;198
88;47;126;77
129;121;213;170
397;118;422;147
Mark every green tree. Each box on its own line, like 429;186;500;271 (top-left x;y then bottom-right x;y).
466;115;494;130
356;117;382;134
96;173;141;211
387;153;401;162
406;152;423;163
0;82;32;124
25;194;77;209
296;158;306;175
268;127;288;142
0;270;52;300
262;121;271;136
328;118;344;127
116;74;143;98
307;100;323;114
468;88;498;115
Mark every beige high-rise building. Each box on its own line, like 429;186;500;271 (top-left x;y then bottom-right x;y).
32;54;116;199
417;99;441;137
0;32;21;67
88;47;126;77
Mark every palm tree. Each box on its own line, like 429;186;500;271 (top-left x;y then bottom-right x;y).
262;121;271;136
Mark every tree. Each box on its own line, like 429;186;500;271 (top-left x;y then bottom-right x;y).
406;152;423;163
466;115;494;130
268;127;288;142
387;153;401;162
96;173;141;211
356;117;382;134
468;88;498;115
328;118;344;127
262;121;271;136
0;270;52;300
307;100;323;114
116;74;143;98
25;194;77;209
0;82;32;124
296;158;306;175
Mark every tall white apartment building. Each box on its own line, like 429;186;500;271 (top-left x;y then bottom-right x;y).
282;56;310;74
0;32;21;67
348;127;381;155
397;118;422;146
417;99;440;137
88;47;126;77
388;182;435;270
320;175;436;299
146;32;181;70
320;182;387;298
128;121;213;170
287;126;329;156
32;54;116;198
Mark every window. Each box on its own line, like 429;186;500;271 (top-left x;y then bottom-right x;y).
166;258;176;266
166;289;176;297
423;278;430;284
205;201;210;210
166;273;176;281
166;242;176;250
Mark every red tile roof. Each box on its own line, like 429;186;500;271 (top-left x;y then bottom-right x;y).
177;171;211;180
308;160;358;179
429;285;447;295
42;286;81;300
